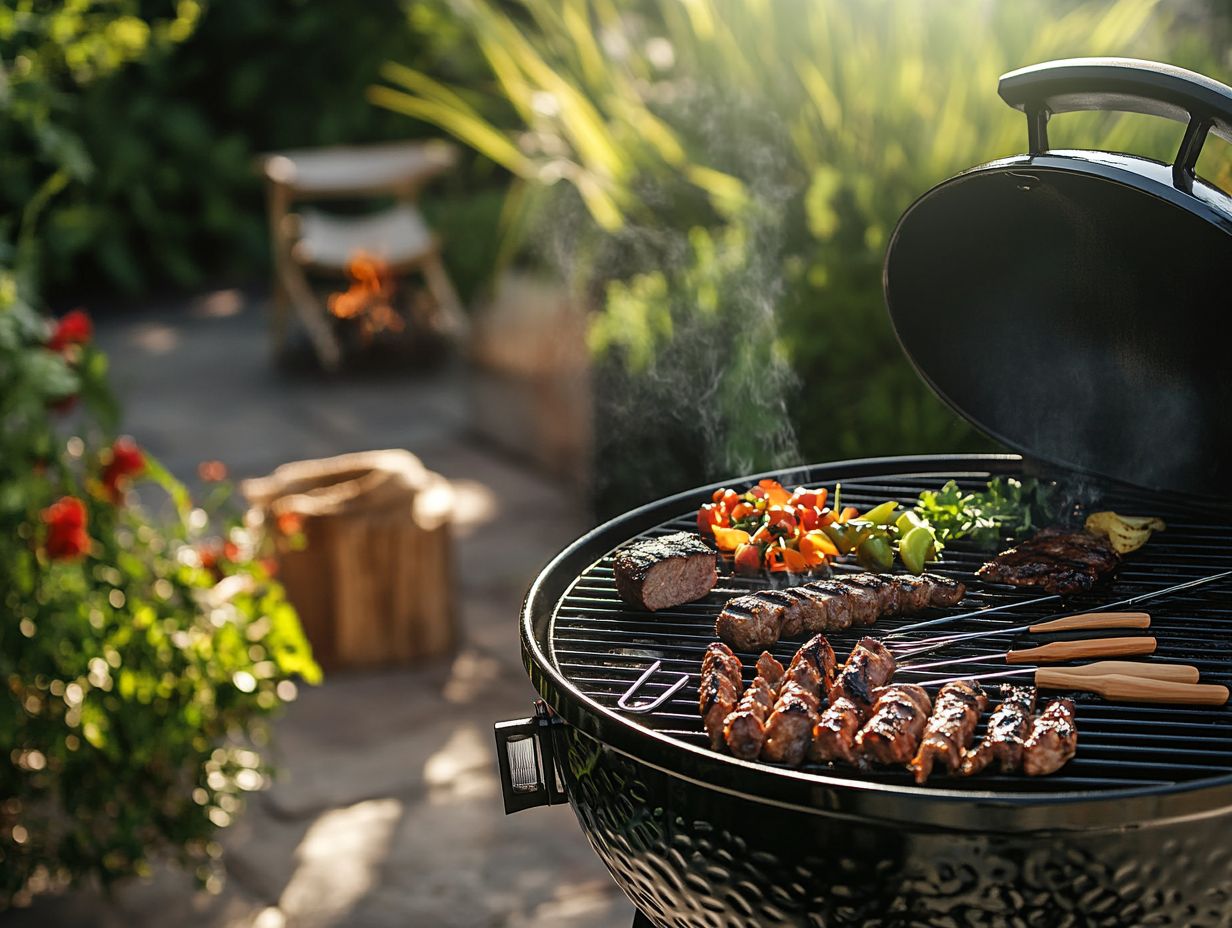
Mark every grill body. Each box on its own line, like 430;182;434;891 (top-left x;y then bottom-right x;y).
513;455;1232;927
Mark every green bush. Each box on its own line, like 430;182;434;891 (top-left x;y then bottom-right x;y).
2;0;503;302
1;6;320;905
378;0;1231;512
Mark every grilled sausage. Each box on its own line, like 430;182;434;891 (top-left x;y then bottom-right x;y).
699;642;744;749
715;573;966;650
856;684;933;766
1023;698;1078;776
722;651;785;759
960;685;1037;775
909;681;988;783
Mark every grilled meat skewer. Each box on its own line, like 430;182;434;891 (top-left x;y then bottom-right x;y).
699;642;744;749
722;651;785;759
829;637;896;707
810;637;895;765
761;635;835;766
960;686;1037;775
856;684;933;766
810;696;866;765
908;681;988;783
1023;698;1078;776
716;572;965;651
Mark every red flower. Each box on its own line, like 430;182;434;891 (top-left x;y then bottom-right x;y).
102;437;145;502
48;309;93;352
276;511;304;536
198;460;228;482
42;496;90;561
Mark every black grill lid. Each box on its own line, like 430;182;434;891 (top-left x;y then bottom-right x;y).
884;59;1232;499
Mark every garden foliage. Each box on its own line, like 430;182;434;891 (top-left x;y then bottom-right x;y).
1;0;502;301
1;2;321;906
377;0;1231;513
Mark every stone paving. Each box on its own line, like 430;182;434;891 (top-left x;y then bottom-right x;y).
3;290;633;928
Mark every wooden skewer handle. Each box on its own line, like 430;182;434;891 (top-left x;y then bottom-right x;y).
1043;661;1201;683
1028;611;1151;633
1036;670;1229;706
1005;636;1157;664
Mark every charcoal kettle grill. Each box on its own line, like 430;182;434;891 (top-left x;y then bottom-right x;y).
494;59;1232;927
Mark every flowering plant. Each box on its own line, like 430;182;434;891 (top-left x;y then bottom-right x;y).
0;278;320;906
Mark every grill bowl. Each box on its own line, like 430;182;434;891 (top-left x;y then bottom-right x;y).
517;455;1232;926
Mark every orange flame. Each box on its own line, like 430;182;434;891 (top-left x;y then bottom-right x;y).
327;252;404;339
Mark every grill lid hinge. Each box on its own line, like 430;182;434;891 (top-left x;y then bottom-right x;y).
493;699;567;815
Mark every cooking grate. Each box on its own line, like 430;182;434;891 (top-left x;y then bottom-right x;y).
548;463;1232;793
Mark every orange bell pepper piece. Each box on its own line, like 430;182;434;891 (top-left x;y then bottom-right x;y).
799;531;840;563
712;526;752;551
758;479;792;506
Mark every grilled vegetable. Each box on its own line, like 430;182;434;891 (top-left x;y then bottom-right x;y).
915;477;1055;548
1085;511;1166;555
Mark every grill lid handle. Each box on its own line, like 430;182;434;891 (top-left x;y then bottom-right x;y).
998;57;1232;187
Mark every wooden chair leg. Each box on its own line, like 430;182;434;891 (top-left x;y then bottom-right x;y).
421;253;468;337
270;274;292;360
281;263;343;372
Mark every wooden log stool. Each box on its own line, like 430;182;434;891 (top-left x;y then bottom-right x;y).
242;450;456;669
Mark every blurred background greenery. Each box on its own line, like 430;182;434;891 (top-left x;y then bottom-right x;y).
4;0;1230;515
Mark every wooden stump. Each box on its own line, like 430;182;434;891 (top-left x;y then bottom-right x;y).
242;450;456;670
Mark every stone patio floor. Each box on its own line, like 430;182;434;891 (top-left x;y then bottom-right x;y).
4;289;633;928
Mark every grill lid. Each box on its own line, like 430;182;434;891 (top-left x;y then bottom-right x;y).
883;58;1232;499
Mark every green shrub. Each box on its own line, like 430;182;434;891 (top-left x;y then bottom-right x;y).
2;0;503;302
378;0;1230;512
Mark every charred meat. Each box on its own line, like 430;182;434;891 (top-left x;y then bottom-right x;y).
829;637;896;708
960;685;1037;776
909;681;988;783
810;697;866;766
856;684;933;766
976;528;1118;595
615;532;718;611
698;642;743;750
716;572;965;650
722;651;784;759
1023;698;1078;776
761;635;834;766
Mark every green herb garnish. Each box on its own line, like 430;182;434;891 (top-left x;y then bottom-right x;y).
914;477;1055;549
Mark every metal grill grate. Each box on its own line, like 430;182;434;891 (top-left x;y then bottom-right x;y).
548;465;1232;793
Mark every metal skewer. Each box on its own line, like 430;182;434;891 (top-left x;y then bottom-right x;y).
886;568;1232;641
896;635;1159;673
888;611;1151;659
910;661;1227;706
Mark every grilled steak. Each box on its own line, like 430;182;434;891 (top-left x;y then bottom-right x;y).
1023;698;1078;776
715;572;965;650
723;651;785;759
699;642;744;750
615;532;718;611
909;680;988;783
856;684;933;766
961;685;1037;775
976;528;1118;595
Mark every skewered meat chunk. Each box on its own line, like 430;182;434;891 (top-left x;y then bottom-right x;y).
615;532;718;611
856;684;932;766
977;528;1118;595
1023;698;1078;776
810;696;866;765
960;685;1037;775
909;681;988;783
699;643;744;750
761;635;834;766
715;573;966;650
723;652;785;759
829;637;896;708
